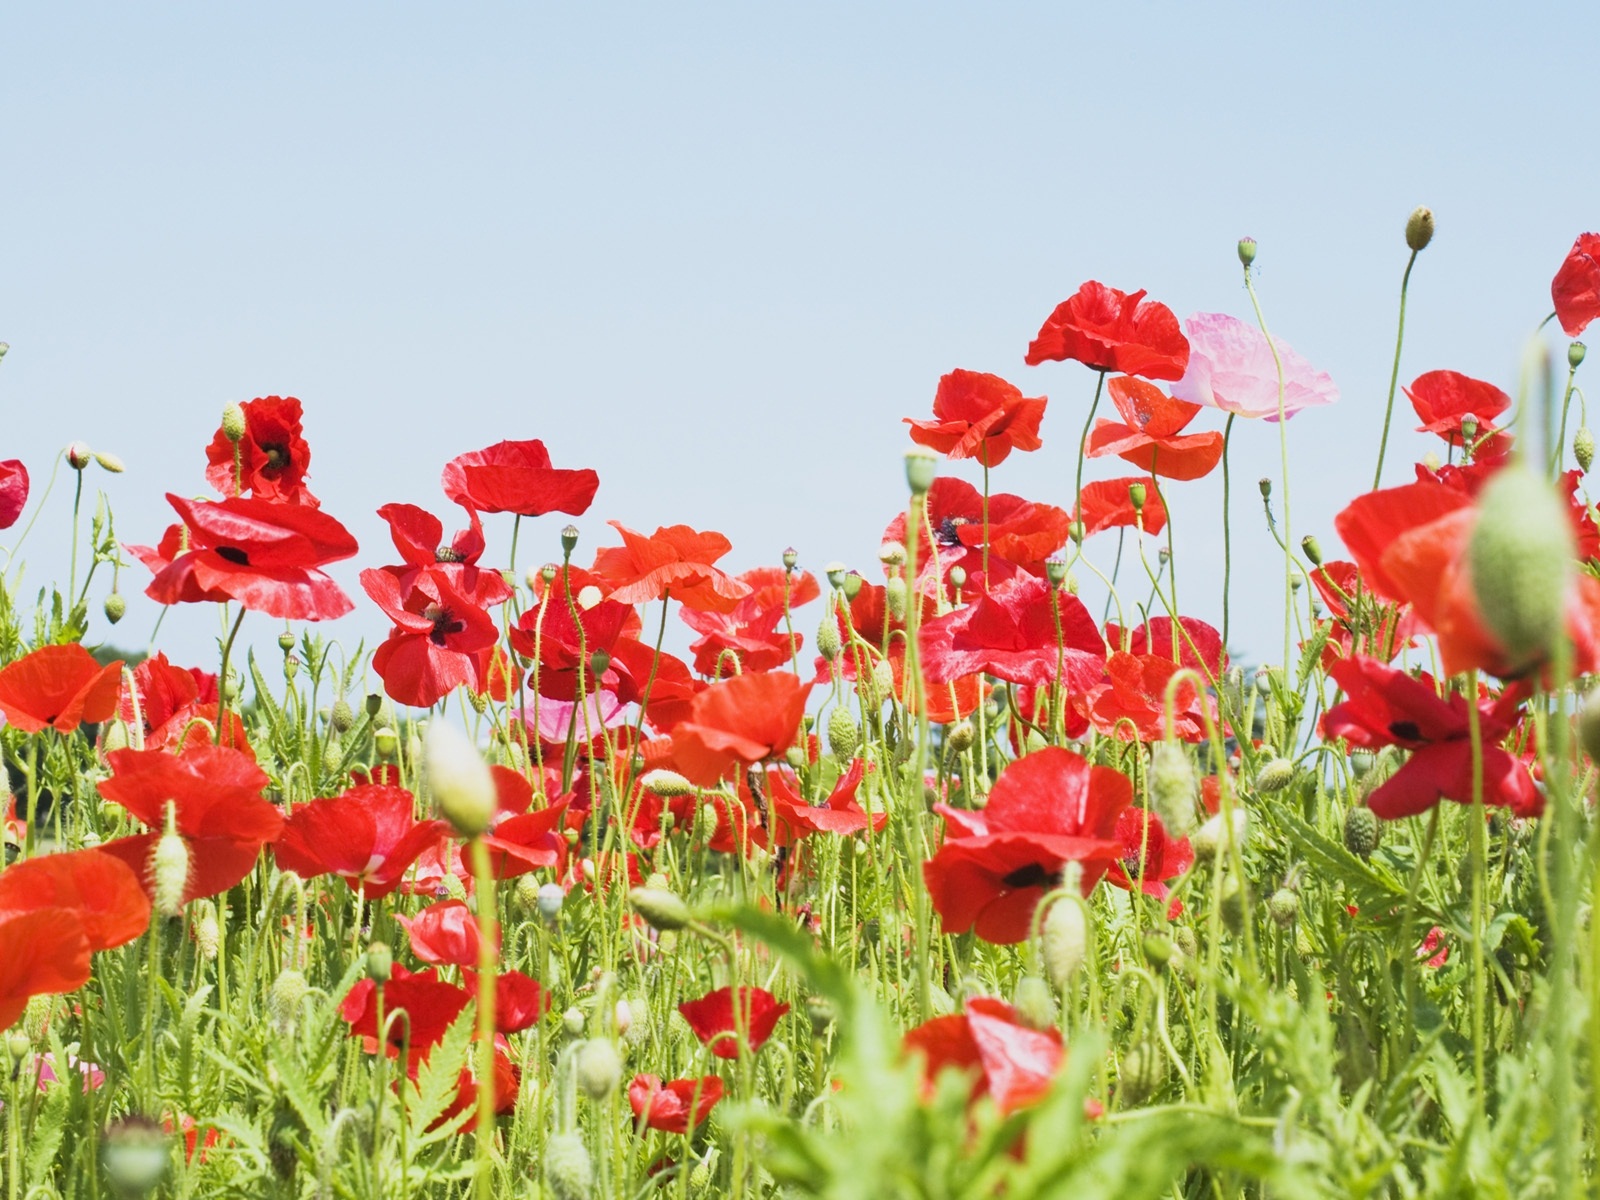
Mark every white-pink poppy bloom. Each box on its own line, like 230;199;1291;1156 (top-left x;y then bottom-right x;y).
1170;312;1338;422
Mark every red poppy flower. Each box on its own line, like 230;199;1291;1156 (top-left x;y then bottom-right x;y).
1321;656;1538;819
363;565;501;708
1108;615;1227;677
1086;377;1224;481
131;494;358;621
116;653;246;751
425;1043;521;1132
341;964;472;1063
918;574;1105;692
678;986;790;1059
470;969;549;1034
1552;232;1600;337
1088;650;1211;742
680;567;819;677
204;396;318;505
904;369;1048;468
481;801;571;879
1071;476;1167;538
0;459;29;529
0;909;92;1032
1404;370;1512;449
1420;457;1600;564
590;522;751;614
0;847;152;951
96;743;285;904
1025;282;1190;381
0;644;122;734
903;997;1062;1115
1105;809;1194;903
1418;927;1450;969
884;478;1073;594
398;899;484;968
628;1074;724;1135
273;784;447;898
510;594;645;702
764;759;887;844
923;747;1130;944
441;439;599;518
670;671;812;786
374;503;511;608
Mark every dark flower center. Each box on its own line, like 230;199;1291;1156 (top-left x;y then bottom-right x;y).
1387;720;1423;742
424;603;466;646
262;443;289;471
936;516;970;548
1001;862;1055;890
216;546;250;566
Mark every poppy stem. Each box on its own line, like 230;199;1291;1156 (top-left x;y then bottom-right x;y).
1551;357;1580;477
1396;805;1440;1053
1372;250;1420;490
1241;264;1294;675
1072;372;1107;534
469;836;498;1200
215;607;246;744
67;468;84;603
1219;414;1235;654
1465;668;1488;1105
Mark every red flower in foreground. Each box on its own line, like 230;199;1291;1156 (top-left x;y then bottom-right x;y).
117;653;245;751
903;997;1063;1115
918;574;1105;692
884;478;1073;594
341;964;473;1063
1087;376;1223;481
363;565;501;708
1071;476;1167;539
1321;656;1538;820
678;986;790;1059
204;396;318;505
591;522;751;614
904;369;1048;468
670;671;812;786
764;759;887;844
1552;232;1600;337
1404;371;1512;450
680;566;819;677
399;899;484;968
0;909;92;1031
0;459;29;529
1025;282;1190;381
273;784;447;899
0;848;152;951
629;1073;724;1135
924;747;1130;944
0;644;122;734
441;439;599;518
131;494;358;621
373;503;510;606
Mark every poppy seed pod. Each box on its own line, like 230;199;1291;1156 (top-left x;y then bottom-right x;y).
560;525;580;555
1257;477;1272;499
782;546;798;571
904;448;938;495
948;564;967;590
1127;482;1146;513
1300;535;1322;566
1467;462;1575;671
1405;206;1435;252
1268;887;1300;928
220;404;248;444
946;719;975;753
879;541;907;568
842;572;863;600
1237;236;1257;267
1571;341;1587;369
576;1038;623;1099
366;942;393;983
424;722;496;838
1045;556;1068;587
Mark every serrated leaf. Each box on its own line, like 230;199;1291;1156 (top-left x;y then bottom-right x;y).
1276;810;1420;921
407;1006;477;1144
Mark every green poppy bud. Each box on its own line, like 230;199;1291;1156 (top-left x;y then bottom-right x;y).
641;769;695;797
826;707;860;759
269;968;308;1034
904;448;938;496
1041;897;1088;990
543;1131;595;1200
1343;805;1380;859
425;722;496;838
1148;742;1198;838
1404;206;1434;252
1468;462;1575;672
628;886;690;932
842;572;863;600
576;1038;622;1099
1300;534;1322;566
1268;887;1300;928
1576;426;1594;473
102;1116;169;1197
330;698;355;734
1254;757;1294;794
103;592;126;625
1013;975;1057;1031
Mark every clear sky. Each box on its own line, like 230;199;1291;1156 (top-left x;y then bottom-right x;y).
3;3;1596;682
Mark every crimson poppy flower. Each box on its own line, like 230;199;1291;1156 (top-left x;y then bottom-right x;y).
341;964;473;1063
1552;232;1600;337
0;644;122;734
628;1073;724;1135
1025;282;1190;381
904;369;1048;468
0;908;93;1031
884;479;1073;594
273;784;447;898
398;899;484;968
902;996;1063;1115
1108;615;1227;677
469;969;548;1034
0;459;28;529
510;594;645;702
1086;377;1224;481
678;986;790;1059
764;759;887;845
364;565;501;708
441;439;599;518
918;574;1105;693
670;671;812;786
374;503;511;609
1071;476;1167;538
679;567;819;677
131;494;358;621
1105;809;1194;903
426;1043;521;1132
923;747;1130;944
481;801;571;879
1088;650;1210;742
204;396;318;505
1321;656;1538;819
115;653;247;751
590;522;752;614
96;743;285;904
0;847;152;951
1404;370;1512;450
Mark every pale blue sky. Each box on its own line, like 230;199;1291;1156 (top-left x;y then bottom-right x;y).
3;3;1596;680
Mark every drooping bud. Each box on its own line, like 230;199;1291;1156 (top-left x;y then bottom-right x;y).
94;451;126;473
103;592;127;624
543;1131;596;1200
1254;757;1295;794
330;698;356;734
1192;809;1248;863
269;968;308;1034
1343;805;1380;859
1118;1042;1167;1106
151;804;189;918
424;722;496;838
1237;236;1257;267
1404;206;1434;252
903;448;938;495
1013;975;1056;1031
562;1007;586;1037
842;572;863;600
1467;461;1575;671
1148;742;1198;838
628;886;691;932
1576;427;1594;473
1300;535;1322;566
102;1115;170;1198
1218;871;1248;935
826;707;860;759
1040;897;1088;990
641;769;695;797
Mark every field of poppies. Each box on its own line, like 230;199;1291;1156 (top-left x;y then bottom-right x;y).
1;215;1599;1198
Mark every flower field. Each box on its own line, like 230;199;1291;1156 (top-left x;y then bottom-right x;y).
2;216;1600;1197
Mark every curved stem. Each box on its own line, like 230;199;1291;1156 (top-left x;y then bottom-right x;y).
1072;371;1108;522
1373;250;1420;489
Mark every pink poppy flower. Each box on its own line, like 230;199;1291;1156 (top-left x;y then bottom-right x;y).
1170;312;1338;422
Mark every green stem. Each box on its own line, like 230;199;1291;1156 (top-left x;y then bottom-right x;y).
67;469;84;603
1072;371;1108;523
1465;669;1487;1104
469;837;498;1200
1219;414;1235;653
1372;250;1420;489
215;606;247;744
1242;265;1294;673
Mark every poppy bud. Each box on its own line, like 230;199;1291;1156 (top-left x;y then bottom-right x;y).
1068;520;1085;545
1254;757;1295;794
1257;477;1271;499
67;442;93;470
1570;341;1587;369
1041;896;1088;990
1128;482;1146;513
842;572;863;600
946;719;975;753
0;343;8;363
1576;427;1595;473
904;448;938;496
948;564;967;591
1421;450;1442;472
330;698;355;734
870;659;894;705
1149;742;1198;838
102;1115;169;1197
827;707;860;759
1300;535;1322;567
537;882;566;922
104;592;126;624
879;541;907;568
1237;236;1257;267
805;995;835;1038
321;736;342;775
1118;1042;1167;1106
366;942;393;983
1268;887;1300;928
1013;975;1057;1031
628;886;690;932
544;1132;595;1200
562;1007;586;1037
269;968;308;1034
151;806;189;919
576;1037;622;1099
1192;809;1247;863
220;403;248;443
1343;805;1380;860
885;576;908;621
642;769;694;797
101;719;130;756
1468;461;1575;671
425;722;496;838
1404;206;1435;252
194;913;219;961
1219;871;1248;935
94;451;126;473
5;1032;27;1065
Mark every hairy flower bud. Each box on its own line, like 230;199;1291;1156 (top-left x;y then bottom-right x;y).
1013;975;1056;1031
543;1131;595;1200
1118;1042;1167;1106
1268;888;1300;928
220;404;249;444
103;592;126;625
536;882;566;922
641;769;694;797
945;719;975;754
1404;206;1435;252
576;1037;622;1099
269;968;308;1034
330;698;356;734
1254;757;1294;794
193;913;220;961
94;450;126;473
885;576;908;621
826;707;860;759
66;442;93;470
102;1116;169;1197
628;886;690;932
816;611;842;661
1468;462;1575;672
1576;427;1594;473
425;722;496;838
1041;897;1088;990
365;942;393;983
151;810;189;919
1148;742;1198;838
1343;805;1380;859
1192;809;1248;863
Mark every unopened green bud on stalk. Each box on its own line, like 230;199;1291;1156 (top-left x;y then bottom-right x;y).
1041;896;1088;990
366;942;393;983
1149;742;1198;838
543;1131;595;1200
628;886;691;932
1405;206;1435;252
67;442;93;470
1255;757;1295;794
102;1116;170;1198
151;804;189;919
1013;975;1056;1031
1300;535;1322;566
1468;461;1574;671
885;576;908;621
1068;520;1085;545
946;719;975;753
1576;426;1594;473
904;448;938;495
103;592;126;624
269;968;308;1034
576;1038;623;1099
424;722;496;838
827;707;860;759
1268;888;1300;928
330;698;355;734
1343;805;1380;860
94;450;125;473
641;769;695;797
221;403;248;443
